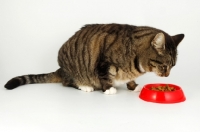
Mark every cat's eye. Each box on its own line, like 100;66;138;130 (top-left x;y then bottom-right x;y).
150;59;163;64
162;65;167;72
162;66;167;69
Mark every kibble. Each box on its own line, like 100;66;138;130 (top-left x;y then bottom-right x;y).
150;84;176;92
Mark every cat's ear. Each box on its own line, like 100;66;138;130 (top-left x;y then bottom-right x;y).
172;34;184;47
151;33;165;55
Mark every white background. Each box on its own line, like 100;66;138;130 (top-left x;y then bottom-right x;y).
1;0;200;132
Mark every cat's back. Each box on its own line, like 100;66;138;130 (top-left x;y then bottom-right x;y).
80;23;161;35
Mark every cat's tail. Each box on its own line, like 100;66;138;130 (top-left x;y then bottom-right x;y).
4;68;62;90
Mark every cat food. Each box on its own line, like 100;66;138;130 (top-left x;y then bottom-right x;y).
150;84;176;91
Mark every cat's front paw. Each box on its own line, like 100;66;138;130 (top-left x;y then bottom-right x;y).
104;87;117;95
127;81;142;92
79;86;94;92
133;85;142;92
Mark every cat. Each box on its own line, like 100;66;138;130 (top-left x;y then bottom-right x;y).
4;24;184;94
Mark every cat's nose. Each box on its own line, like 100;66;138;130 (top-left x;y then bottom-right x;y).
165;72;170;77
161;72;169;77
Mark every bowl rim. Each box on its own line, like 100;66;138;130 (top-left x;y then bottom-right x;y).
143;83;182;92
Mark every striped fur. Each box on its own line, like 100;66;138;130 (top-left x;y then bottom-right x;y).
5;69;62;90
5;24;184;93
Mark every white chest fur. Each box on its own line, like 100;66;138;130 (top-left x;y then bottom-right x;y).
113;79;131;87
109;65;141;87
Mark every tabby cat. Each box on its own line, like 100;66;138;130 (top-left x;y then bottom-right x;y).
4;24;184;94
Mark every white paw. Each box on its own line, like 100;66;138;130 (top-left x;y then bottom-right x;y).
79;86;94;92
133;85;142;92
104;87;117;95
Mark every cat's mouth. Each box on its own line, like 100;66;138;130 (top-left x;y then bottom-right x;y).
157;72;170;77
152;67;170;77
152;68;170;77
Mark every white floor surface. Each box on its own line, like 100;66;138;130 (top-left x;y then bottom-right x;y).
0;80;200;132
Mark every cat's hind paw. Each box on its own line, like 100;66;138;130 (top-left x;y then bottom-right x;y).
79;86;94;92
104;87;117;95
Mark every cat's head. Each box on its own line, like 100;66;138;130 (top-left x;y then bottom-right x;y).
141;32;184;77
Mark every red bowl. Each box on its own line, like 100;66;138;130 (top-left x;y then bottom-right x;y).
139;83;186;103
